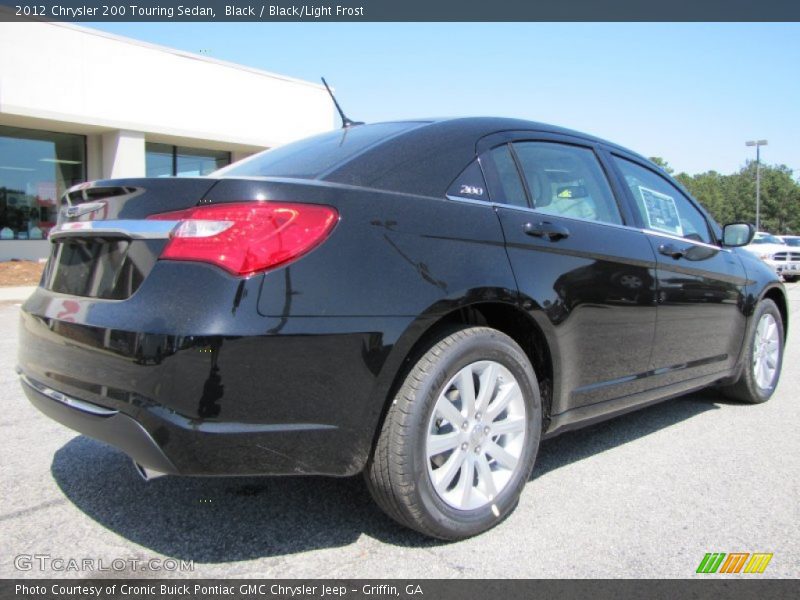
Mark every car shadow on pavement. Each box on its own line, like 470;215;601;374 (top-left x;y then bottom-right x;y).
51;389;728;563
533;389;725;480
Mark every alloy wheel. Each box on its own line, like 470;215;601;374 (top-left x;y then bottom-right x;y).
753;313;780;390
426;360;527;510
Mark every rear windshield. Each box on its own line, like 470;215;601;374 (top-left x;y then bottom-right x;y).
216;122;425;180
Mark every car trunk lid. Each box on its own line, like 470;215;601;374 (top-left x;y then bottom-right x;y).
43;178;217;300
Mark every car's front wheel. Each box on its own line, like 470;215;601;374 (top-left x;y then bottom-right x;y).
723;298;784;404
366;326;541;540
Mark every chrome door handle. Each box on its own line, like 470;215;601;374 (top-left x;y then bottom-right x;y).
524;221;570;241
658;243;685;260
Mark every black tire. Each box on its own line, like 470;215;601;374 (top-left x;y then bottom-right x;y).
722;299;784;404
365;326;542;540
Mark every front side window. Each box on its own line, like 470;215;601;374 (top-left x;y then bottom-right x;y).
512;142;622;225
614;157;712;244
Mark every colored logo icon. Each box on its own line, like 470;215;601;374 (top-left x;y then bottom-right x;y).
696;553;773;574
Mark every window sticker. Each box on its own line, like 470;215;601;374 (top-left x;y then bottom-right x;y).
638;186;683;236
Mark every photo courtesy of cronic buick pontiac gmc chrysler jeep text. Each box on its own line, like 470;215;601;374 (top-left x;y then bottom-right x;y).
17;118;787;540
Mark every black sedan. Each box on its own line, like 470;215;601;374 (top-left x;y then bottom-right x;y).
17;118;786;540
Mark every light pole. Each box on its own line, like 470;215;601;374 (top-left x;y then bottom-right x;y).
746;139;768;231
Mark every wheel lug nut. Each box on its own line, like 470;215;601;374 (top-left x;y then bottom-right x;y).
475;412;481;421
462;422;469;430
474;445;481;453
461;442;468;451
484;426;490;434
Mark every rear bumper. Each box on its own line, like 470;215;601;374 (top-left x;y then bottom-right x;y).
17;274;415;477
20;374;178;475
18;368;350;476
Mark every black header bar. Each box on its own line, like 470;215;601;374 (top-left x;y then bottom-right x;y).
1;0;800;22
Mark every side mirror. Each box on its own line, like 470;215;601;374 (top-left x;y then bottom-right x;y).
722;222;755;247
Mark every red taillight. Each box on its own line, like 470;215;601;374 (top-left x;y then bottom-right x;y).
148;202;338;276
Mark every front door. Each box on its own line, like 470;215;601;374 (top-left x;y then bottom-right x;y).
610;155;748;383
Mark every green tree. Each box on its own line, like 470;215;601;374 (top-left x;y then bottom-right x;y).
678;170;734;225
756;163;800;233
648;156;674;175
664;160;800;233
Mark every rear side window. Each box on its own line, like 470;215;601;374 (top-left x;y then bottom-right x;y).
512;142;622;225
613;157;712;244
489;145;528;208
216;122;424;180
447;160;488;201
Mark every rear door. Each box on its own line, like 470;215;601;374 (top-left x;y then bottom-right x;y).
482;134;659;415
608;153;748;383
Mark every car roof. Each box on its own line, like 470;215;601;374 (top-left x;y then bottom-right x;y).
324;117;651;197
219;117;655;198
421;116;644;155
323;117;646;196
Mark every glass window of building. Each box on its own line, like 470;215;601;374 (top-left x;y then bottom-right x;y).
146;143;230;177
176;146;230;176
0;126;86;241
144;142;174;178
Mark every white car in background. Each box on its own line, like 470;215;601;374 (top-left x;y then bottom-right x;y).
778;235;800;249
745;232;800;282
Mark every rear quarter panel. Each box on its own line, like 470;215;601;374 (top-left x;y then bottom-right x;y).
199;178;521;472
203;178;519;318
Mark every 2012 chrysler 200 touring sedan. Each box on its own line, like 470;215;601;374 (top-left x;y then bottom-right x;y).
18;118;787;540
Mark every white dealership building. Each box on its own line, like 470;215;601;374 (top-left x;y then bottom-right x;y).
0;19;334;260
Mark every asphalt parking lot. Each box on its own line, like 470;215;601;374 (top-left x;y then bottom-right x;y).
1;288;798;579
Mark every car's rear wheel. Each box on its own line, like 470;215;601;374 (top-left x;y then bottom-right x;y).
723;298;784;404
366;326;541;540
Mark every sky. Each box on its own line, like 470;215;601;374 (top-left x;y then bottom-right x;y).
90;22;800;177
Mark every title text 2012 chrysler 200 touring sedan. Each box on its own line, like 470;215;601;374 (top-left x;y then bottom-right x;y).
18;118;787;540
